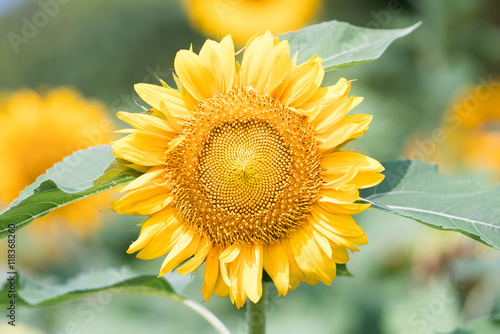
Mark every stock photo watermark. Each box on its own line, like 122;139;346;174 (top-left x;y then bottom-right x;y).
109;64;171;113
339;0;416;64
212;0;242;20
4;224;16;327
407;75;499;162
236;285;286;334
54;268;133;334
400;281;459;334
7;0;72;54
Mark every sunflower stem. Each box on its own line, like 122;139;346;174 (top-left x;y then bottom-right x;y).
247;282;268;334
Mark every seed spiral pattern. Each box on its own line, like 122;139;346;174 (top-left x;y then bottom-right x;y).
166;87;323;246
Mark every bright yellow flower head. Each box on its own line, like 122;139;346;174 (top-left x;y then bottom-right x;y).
183;0;321;45
0;87;115;237
112;32;384;308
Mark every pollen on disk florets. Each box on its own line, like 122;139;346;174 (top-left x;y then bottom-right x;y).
166;87;323;247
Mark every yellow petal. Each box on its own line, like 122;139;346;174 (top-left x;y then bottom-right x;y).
302;78;350;120
214;272;230;298
199;35;236;93
199;40;225;94
120;165;165;193
134;83;191;117
308;215;358;251
174;49;217;102
229;256;247;308
166;135;185;153
318;114;372;145
136;218;182;259
111;137;165;166
323;162;363;187
329;242;350;264
219;243;241;263
112;128;172;165
112;185;173;216
263;242;290;296
219;259;231;287
199;39;218;63
217;35;237;91
311;204;366;238
289;227;332;285
202;247;220;301
241;245;263;303
313;96;357;133
124;163;151;174
278;57;324;108
319;184;359;204
318;123;360;152
348;234;369;246
322;151;384;175
173;72;198;109
283;238;306;290
311;228;332;258
344;114;372;138
159;229;198;276
158;101;181;133
255;40;291;95
302;223;334;260
239;31;276;88
126;208;175;254
317;197;371;215
116;111;175;133
177;238;212;275
350;172;386;189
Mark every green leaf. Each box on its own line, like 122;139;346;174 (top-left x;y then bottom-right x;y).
1;269;230;334
0;145;137;238
280;20;421;71
440;315;500;334
360;160;500;250
336;263;354;277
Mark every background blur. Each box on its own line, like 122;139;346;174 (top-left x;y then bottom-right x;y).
1;0;499;333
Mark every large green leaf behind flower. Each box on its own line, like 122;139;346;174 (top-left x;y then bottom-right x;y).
281;21;421;71
0;269;230;334
360;160;500;250
0;145;137;238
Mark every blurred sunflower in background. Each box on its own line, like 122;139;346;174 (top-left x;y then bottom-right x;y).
403;81;500;285
183;0;321;45
0;87;115;268
0;322;46;334
405;81;500;183
444;82;500;180
112;31;384;308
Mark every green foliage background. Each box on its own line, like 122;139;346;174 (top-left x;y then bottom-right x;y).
0;0;499;333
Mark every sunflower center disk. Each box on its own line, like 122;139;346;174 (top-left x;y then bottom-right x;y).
167;88;323;247
201;121;290;214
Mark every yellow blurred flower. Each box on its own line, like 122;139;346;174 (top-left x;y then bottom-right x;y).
0;322;46;334
112;32;384;308
449;82;500;175
183;0;321;45
403;81;500;283
0;87;115;238
405;81;500;181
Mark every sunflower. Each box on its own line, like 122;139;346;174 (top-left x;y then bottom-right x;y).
183;0;321;45
112;32;384;308
405;82;500;181
0;87;115;237
448;82;500;177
